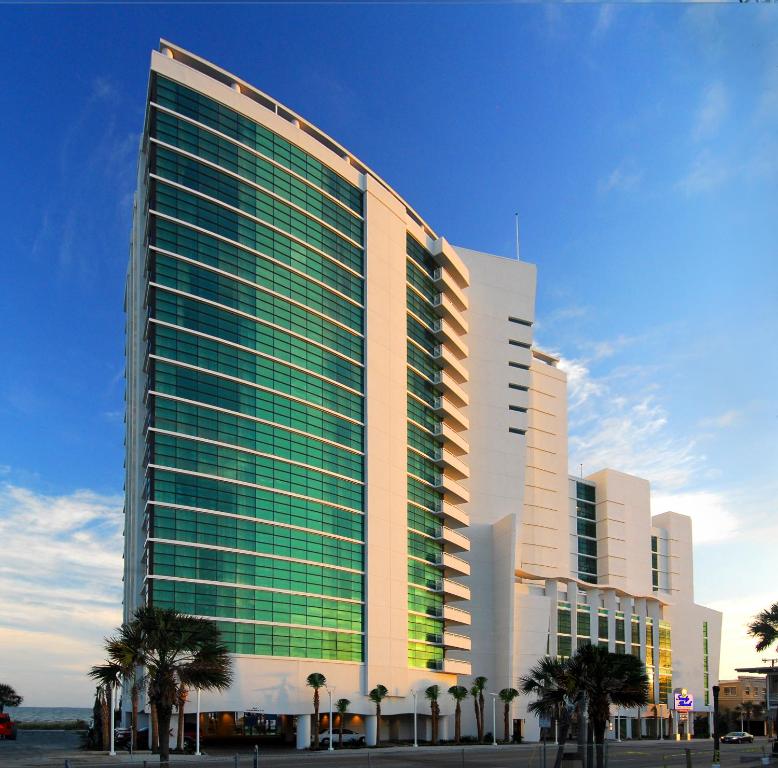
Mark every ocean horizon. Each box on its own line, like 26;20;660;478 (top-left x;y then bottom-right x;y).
5;706;93;723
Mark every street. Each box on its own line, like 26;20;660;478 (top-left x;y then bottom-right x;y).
2;734;776;768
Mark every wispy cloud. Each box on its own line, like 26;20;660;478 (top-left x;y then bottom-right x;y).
676;150;730;195
598;161;642;194
592;5;616;40
694;82;729;140
0;482;123;705
699;409;740;429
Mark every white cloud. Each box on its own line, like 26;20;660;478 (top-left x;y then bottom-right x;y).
694;82;729;139
652;490;738;544
598;162;642;194
0;483;124;705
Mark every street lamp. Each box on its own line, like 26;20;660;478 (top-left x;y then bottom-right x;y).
109;681;116;756
489;693;498;746
195;689;201;756
411;690;418;747
327;687;334;751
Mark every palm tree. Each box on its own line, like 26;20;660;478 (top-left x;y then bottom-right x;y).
498;688;519;743
106;620;145;751
521;655;580;768
469;684;481;742
448;685;468;744
473;676;488;742
335;698;350;748
570;644;649;768
735;700;755;732
306;673;327;749
368;684;388;746
89;661;123;751
108;607;232;767
0;684;23;713
748;602;778;739
425;685;441;745
175;684;188;751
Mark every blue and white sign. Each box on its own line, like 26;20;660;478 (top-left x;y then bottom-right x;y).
674;690;694;710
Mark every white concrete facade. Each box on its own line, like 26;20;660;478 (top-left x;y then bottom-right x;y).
122;41;721;746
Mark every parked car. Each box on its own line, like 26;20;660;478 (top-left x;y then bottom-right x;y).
317;728;366;748
114;727;150;750
0;713;17;740
722;731;754;744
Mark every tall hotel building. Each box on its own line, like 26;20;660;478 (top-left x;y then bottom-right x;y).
124;41;721;744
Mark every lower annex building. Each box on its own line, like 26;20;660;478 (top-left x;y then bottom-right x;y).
122;41;722;746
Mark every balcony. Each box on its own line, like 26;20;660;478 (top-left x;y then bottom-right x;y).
434;525;471;553
432;448;469;480
433;422;469;455
438;500;470;529
440;551;471;577
443;604;472;626
430;237;470;291
442;578;470;600
432;294;468;335
432;370;468;408
432;267;467;312
432;395;469;431
443;631;472;651
432;319;468;359
432;344;468;383
442;657;472;676
433;474;470;505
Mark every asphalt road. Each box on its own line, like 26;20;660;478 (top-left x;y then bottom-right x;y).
2;734;775;768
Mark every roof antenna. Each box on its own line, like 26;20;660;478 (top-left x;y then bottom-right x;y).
515;212;521;261
579;463;584;479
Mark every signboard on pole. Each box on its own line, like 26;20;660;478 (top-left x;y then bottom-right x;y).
674;690;694;711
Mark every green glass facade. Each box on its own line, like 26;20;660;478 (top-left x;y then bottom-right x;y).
406;235;445;671
142;75;365;661
575;481;598;583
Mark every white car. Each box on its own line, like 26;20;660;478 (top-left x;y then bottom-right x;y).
317;728;366;748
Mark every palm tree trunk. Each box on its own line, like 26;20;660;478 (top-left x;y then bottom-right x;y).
553;714;571;768
313;690;319;749
473;698;481;742
504;703;510;743
339;719;343;749
131;684;139;752
479;694;485;742
593;721;607;768
176;692;186;751
150;703;159;753
157;703;173;767
455;701;461;744
101;687;110;752
376;703;381;747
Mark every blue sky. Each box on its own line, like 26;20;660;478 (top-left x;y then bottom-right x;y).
0;3;775;705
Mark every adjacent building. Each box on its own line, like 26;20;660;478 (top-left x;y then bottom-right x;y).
123;41;721;746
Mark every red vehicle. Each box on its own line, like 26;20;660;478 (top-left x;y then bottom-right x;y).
0;713;17;740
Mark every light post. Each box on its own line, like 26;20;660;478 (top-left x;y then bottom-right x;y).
489;693;498;746
327;687;334;751
195;689;201;756
411;690;418;747
109;681;116;756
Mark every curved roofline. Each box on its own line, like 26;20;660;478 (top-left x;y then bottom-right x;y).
158;39;441;244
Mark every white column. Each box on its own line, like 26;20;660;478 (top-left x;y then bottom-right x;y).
365;714;377;747
295;714;311;750
439;714;449;742
708;711;713;740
